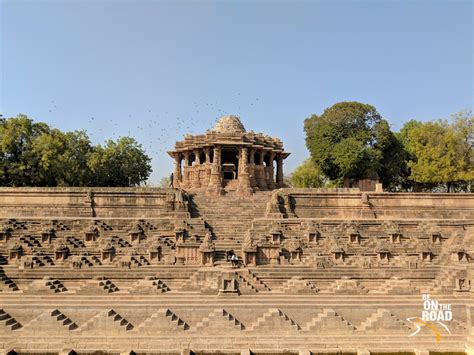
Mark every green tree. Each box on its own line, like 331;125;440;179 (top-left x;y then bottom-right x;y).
402;112;474;192
29;129;94;186
88;137;152;187
0;114;50;186
373;120;410;191
158;176;171;188
290;159;327;188
304;102;404;188
1;114;152;187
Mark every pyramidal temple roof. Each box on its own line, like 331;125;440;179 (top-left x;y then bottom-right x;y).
212;115;246;134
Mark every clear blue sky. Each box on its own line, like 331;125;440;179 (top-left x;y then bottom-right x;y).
1;0;472;183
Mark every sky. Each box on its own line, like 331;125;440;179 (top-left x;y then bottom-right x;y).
1;0;473;183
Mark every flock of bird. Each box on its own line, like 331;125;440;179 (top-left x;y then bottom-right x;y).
45;97;263;158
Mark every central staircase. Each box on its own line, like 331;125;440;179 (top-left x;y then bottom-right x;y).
189;192;271;262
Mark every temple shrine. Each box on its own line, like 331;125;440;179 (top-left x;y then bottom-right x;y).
168;115;290;194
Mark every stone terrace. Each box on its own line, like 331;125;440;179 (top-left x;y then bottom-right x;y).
0;187;473;355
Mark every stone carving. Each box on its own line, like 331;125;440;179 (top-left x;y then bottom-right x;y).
71;255;82;269
128;222;145;244
84;224;99;244
283;238;303;263
330;240;346;263
168;116;289;195
8;242;23;261
100;242;115;262
0;224;12;243
374;241;392;262
265;189;283;217
54;240;69;261
199;232;215;252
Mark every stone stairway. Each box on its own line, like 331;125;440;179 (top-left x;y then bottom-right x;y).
19;235;42;248
278;276;319;294
80;255;103;267
23;309;78;331
246;308;301;332
357;309;412;332
98;278;120;293
189;192;271;261
79;309;134;332
180;268;221;293
136;308;189;332
25;277;68;293
194;308;245;331
0;309;22;330
238;269;271;292
322;277;369;294
32;254;55;267
44;278;68;293
303;308;355;332
130;255;151;267
368;277;417;294
0;268;19;292
50;309;78;330
422;266;466;294
132;277;170;293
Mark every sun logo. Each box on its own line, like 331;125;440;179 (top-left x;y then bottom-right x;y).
407;317;450;343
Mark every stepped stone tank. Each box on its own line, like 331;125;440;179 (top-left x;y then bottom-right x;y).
0;117;473;354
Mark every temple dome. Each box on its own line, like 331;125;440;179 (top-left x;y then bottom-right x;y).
212;115;246;134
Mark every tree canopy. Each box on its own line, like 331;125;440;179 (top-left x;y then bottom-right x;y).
0;114;152;187
289;159;326;188
304;101;403;187
400;111;473;192
298;103;472;192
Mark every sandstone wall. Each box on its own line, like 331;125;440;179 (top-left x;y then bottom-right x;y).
3;187;474;220
0;187;188;218
282;189;474;220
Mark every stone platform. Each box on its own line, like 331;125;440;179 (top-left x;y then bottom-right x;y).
0;187;473;354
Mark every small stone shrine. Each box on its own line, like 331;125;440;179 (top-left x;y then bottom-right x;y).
168;115;290;194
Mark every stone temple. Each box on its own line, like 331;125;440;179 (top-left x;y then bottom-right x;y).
168;115;289;195
0;116;473;355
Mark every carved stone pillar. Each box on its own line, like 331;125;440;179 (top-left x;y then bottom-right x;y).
194;149;201;188
266;152;276;190
205;147;211;164
276;154;284;187
208;146;223;194
248;148;257;188
204;147;212;186
182;151;190;188
257;150;267;190
258;150;265;165
238;146;252;195
173;155;182;188
184;151;190;166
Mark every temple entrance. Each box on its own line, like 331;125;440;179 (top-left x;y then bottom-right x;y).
221;148;239;191
221;148;239;180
